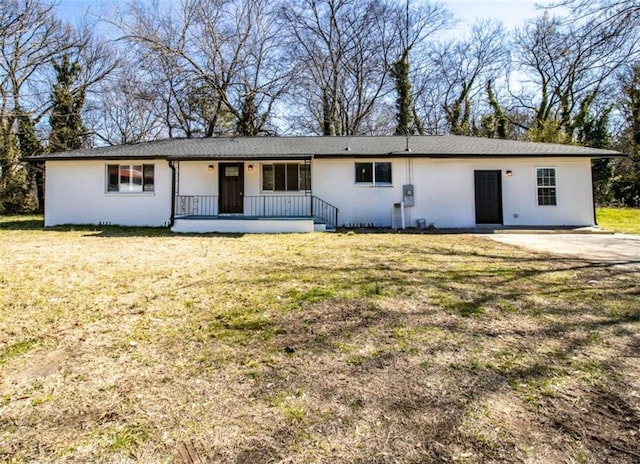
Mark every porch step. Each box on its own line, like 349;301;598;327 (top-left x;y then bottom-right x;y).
314;223;337;232
173;216;316;234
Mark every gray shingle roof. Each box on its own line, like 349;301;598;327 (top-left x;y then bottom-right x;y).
30;135;624;161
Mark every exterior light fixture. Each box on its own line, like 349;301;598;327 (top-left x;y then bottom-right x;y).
208;165;214;172
248;165;254;171
506;170;513;177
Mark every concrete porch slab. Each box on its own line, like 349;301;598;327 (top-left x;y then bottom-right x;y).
172;217;315;233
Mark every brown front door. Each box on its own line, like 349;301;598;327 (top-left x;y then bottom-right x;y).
474;170;503;224
219;163;244;214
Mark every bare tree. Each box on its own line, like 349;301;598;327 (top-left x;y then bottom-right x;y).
554;0;639;48
513;12;633;140
0;0;76;212
0;0;74;136
111;0;202;138
389;1;452;135
0;5;115;141
126;11;203;139
117;0;293;137
86;62;166;146
282;0;400;136
414;20;509;135
606;63;640;205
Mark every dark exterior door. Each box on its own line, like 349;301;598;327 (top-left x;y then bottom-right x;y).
219;163;244;214
474;170;503;224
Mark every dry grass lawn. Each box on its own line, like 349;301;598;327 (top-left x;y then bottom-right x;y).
1;216;639;463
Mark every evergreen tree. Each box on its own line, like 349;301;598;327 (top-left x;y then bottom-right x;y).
16;110;43;158
611;63;640;206
49;55;86;152
16;110;45;211
0;130;38;214
569;95;614;204
479;80;508;139
445;91;473;136
526;119;574;144
391;49;415;135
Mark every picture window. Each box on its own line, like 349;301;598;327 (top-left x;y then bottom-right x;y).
262;163;310;191
355;162;392;185
107;164;154;192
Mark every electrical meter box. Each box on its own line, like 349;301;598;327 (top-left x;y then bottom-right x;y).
403;184;415;207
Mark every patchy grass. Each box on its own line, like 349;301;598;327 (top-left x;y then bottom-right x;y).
597;207;640;234
0;216;639;463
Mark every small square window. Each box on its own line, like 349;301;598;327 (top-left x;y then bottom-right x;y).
355;163;373;183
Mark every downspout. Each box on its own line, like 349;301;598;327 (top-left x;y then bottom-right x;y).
310;154;314;218
169;160;176;228
591;159;598;226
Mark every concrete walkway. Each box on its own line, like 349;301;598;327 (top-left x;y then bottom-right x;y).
484;233;640;269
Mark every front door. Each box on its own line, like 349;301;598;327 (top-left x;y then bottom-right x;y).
219;163;244;214
474;170;503;224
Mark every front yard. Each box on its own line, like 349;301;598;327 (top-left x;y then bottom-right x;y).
1;217;638;463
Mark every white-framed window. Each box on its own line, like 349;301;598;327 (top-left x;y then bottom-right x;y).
355;162;392;185
107;164;154;193
262;163;311;192
536;167;557;206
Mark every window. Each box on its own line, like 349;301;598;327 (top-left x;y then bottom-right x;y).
262;163;310;191
355;163;373;183
225;166;239;177
355;162;392;185
536;167;556;206
107;164;154;192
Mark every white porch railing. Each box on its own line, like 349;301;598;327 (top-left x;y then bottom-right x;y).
174;195;338;229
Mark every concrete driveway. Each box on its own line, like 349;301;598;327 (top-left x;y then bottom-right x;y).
484;233;640;269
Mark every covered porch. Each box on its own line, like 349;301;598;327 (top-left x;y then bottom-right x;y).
169;159;338;233
171;194;338;233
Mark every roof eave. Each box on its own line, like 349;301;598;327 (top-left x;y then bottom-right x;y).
165;154;314;161
26;155;167;162
313;152;625;159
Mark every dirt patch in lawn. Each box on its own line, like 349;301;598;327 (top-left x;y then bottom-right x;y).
0;221;638;463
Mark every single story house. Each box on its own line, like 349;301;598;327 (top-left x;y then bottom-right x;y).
32;135;622;233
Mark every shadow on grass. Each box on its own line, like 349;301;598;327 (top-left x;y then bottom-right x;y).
2;221;639;462
0;216;249;238
2;215;623;241
0;216;45;230
259;272;640;461
170;244;640;462
337;225;596;235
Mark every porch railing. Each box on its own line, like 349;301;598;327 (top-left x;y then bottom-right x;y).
245;195;310;217
175;195;219;217
311;196;339;229
174;195;338;229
